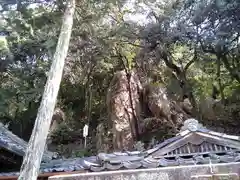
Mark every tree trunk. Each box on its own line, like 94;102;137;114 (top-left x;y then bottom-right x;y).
160;50;198;116
221;54;240;83
216;55;225;101
17;1;75;180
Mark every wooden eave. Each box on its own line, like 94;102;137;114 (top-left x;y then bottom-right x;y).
150;130;240;158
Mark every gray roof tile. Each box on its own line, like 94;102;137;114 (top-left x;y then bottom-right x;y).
0;123;55;162
1;151;240;176
1;119;240;176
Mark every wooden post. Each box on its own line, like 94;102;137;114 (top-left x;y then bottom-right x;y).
17;1;76;180
83;124;89;148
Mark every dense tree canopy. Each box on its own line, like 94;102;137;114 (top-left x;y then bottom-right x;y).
0;0;239;155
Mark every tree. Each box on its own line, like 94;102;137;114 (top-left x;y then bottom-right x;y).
0;0;240;158
17;0;76;179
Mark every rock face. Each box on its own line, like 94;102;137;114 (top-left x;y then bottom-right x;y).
96;122;112;153
49;108;66;134
107;70;142;151
199;97;226;121
199;97;240;134
143;84;171;120
180;98;193;115
107;71;194;151
47;108;65;147
142;84;190;132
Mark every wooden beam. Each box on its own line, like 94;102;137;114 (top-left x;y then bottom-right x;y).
196;132;240;149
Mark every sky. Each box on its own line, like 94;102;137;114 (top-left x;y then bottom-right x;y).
21;0;151;25
122;0;165;25
123;0;151;25
0;0;156;32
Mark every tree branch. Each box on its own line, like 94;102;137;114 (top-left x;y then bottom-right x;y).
184;48;197;72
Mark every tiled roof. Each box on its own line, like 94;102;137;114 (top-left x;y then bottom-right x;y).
1;119;240;177
1;151;240;177
0;31;10;36
0;123;56;162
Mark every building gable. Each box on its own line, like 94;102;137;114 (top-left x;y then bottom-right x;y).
91;119;240;171
150;130;240;158
1;119;240;178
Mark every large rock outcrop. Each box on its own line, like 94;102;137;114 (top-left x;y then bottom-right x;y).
106;71;195;151
199;97;240;134
142;84;190;132
47;108;66;147
199;97;224;121
107;70;142;151
49;108;66;134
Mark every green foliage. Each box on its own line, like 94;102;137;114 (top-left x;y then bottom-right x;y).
50;123;75;144
0;0;240;153
133;141;145;151
72;149;92;158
